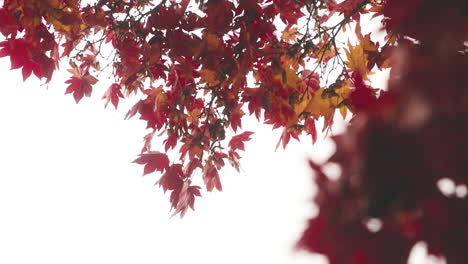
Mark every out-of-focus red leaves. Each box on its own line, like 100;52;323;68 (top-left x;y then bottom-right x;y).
300;0;468;263
350;72;377;112
383;0;468;43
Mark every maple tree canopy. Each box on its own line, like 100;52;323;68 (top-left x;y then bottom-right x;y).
1;0;468;263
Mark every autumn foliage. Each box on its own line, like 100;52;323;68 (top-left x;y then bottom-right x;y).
1;0;468;263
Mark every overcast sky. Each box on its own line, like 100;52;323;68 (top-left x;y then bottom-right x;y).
0;53;347;263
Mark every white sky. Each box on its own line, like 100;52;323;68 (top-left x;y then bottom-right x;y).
0;56;343;263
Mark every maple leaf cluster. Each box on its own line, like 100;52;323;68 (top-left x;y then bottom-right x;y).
1;0;387;216
1;0;468;262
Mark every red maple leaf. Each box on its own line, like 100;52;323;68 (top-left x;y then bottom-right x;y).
229;131;254;151
185;158;203;177
163;133;178;152
65;71;98;103
0;8;18;37
133;151;170;176
0;39;48;81
273;1;305;25
170;180;202;217
158;163;184;192
230;103;245;132
102;83;124;109
228;150;241;172
203;165;222;192
242;87;269;119
32;53;55;82
124;100;143;120
141;130;155;154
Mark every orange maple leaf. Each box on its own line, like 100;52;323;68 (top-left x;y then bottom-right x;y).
199;69;220;87
345;41;369;78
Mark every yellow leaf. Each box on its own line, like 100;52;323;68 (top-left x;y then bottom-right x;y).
187;108;202;125
339;105;348;119
281;27;301;43
50;17;72;32
275;68;302;89
284;68;302;88
80;23;88;31
328;80;352;119
380;57;391;69
355;22;378;53
368;3;383;13
304;88;334;119
280;54;303;71
345;41;368;78
334;80;352;102
314;45;336;62
293;96;309;116
199;69;220;87
386;34;397;44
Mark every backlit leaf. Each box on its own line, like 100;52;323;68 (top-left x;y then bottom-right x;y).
133;152;170;176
